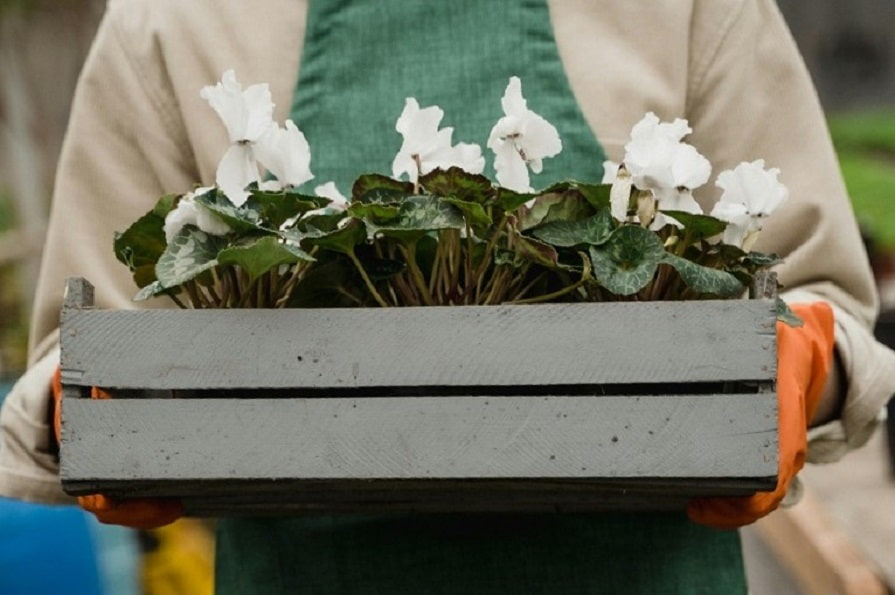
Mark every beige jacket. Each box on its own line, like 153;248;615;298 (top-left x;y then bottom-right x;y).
3;0;894;504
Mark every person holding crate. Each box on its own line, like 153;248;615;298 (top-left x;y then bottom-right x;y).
2;0;895;593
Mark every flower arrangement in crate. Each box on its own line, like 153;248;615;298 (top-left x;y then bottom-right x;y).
114;71;797;322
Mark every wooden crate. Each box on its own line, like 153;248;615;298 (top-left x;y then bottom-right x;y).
59;277;778;515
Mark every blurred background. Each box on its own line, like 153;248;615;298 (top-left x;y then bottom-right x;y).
0;1;893;593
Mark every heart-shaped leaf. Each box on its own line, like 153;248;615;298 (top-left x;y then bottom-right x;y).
155;226;227;288
419;167;494;204
589;225;665;295
531;210;615;247
662;253;745;298
218;236;315;283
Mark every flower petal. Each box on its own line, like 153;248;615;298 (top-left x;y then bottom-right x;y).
164;200;199;244
254;120;314;188
500;76;527;117
216;144;259;207
200;70;275;143
493;141;531;192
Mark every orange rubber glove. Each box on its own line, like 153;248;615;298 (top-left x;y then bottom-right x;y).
52;367;184;530
687;302;835;530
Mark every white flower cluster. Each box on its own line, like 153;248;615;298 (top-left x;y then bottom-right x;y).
165;71;786;252
165;72;562;241
603;112;788;249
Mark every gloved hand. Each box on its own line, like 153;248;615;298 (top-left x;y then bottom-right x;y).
687;302;835;530
52;367;184;529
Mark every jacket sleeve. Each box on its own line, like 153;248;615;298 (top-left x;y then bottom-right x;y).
686;0;895;462
0;2;197;503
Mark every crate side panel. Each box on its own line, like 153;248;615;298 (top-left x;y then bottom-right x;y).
60;395;778;489
60;301;776;390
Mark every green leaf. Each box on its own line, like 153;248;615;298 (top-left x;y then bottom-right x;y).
218;236;315;283
348;202;401;222
496;187;537;211
283;254;366;308
302;217;368;254
660;211;727;240
114;196;174;287
155;226;227;288
151;193;178;218
662;253;745;298
247;189;327;229
531;210;615;247
521;190;594;230
418;167;494;204
293;212;349;235
442;197;492;227
742;251;783;268
351;174;413;201
776;297;804;327
373;195;465;233
133;280;175;302
193;188;263;232
514;233;560;268
576;183;612;211
588;226;665;295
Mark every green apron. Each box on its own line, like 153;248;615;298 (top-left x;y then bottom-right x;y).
215;1;748;593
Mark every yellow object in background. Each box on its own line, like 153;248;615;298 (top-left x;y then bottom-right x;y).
141;519;215;595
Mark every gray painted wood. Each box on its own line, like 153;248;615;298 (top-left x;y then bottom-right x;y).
58;277;779;513
60;394;778;511
62;277;94;310
60;299;777;390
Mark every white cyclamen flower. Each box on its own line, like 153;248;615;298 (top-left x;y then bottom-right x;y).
392;98;485;183
622;112;711;223
200;70;277;206
710;159;788;249
163;187;232;243
487;76;562;193
254;120;314;189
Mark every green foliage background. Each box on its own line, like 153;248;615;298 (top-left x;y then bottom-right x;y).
828;110;895;249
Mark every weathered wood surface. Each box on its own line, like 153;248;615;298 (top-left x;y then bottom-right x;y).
61;395;778;512
60;299;777;391
59;277;779;513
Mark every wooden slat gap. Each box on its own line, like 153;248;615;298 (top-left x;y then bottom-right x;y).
79;381;774;399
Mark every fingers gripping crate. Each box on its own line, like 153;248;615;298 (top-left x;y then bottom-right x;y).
58;277;778;516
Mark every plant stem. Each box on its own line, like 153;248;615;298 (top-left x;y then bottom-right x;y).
347;248;390;308
401;241;435;306
513;271;547;301
472;212;508;283
509;257;592;305
166;292;188;309
227;268;242;306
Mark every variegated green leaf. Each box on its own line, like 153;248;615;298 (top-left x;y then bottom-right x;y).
218;236;314;283
662;253;744;298
531;210;615;247
155;226;226;288
589;225;665;295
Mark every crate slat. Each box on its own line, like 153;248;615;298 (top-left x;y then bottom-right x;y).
60;301;776;390
60;394;777;505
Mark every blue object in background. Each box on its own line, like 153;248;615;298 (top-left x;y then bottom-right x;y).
0;497;103;595
0;379;140;595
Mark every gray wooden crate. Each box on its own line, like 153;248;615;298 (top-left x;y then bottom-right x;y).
58;277;778;515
